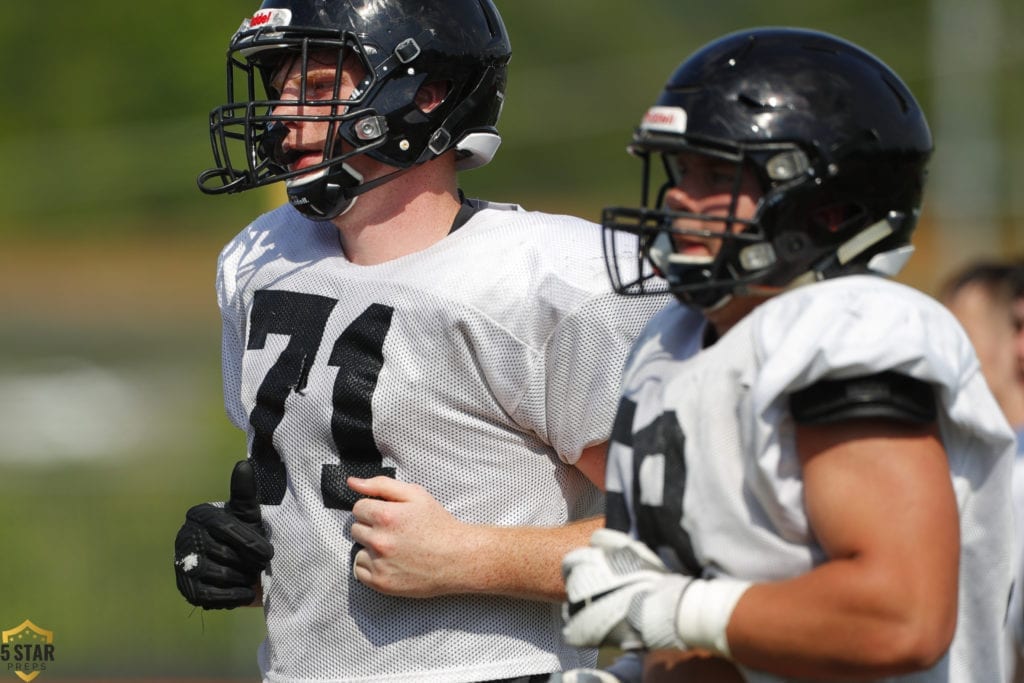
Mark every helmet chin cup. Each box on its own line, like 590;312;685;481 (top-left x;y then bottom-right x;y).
285;163;364;220
647;230;734;309
670;263;733;310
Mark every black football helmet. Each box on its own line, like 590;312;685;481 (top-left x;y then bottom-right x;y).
197;0;511;219
603;27;933;309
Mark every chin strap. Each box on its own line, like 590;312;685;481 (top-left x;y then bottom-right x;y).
287;163;415;220
770;212;913;293
659;213;914;311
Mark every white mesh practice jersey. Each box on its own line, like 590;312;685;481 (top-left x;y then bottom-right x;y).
606;275;1017;683
216;200;670;683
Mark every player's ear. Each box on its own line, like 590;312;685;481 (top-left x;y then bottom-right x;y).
415;80;450;113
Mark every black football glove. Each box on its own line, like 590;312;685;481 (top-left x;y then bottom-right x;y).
174;459;274;609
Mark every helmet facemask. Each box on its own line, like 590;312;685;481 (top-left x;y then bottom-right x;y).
198;26;397;219
604;133;919;310
605;139;798;310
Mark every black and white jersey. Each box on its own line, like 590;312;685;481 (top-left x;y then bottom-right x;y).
216;200;671;682
607;275;1016;683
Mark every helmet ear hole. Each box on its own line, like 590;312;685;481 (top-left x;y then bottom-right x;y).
415;80;451;114
809;203;868;236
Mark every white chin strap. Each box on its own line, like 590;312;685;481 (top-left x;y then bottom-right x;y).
785;214;911;290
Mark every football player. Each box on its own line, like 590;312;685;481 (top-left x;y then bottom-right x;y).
942;260;1024;680
559;27;1016;682
941;262;1024;433
171;1;676;682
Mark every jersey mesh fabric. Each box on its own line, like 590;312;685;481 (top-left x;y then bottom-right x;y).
607;276;1016;683
217;201;667;682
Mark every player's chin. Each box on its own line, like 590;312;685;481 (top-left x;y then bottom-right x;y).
643;648;745;683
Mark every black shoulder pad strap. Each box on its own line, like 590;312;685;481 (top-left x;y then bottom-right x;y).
789;371;937;425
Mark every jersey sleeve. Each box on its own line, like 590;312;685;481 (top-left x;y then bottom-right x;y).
744;277;1015;474
470;210;672;465
539;290;670;464
750;277;977;402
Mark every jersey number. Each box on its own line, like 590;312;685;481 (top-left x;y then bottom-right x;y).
606;397;701;575
246;290;395;510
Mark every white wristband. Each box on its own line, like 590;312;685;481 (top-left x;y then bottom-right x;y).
674;577;752;657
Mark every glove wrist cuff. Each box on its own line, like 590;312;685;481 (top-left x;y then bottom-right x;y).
638;575;691;650
674;577;751;657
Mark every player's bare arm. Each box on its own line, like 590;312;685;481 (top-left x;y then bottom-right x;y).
573;442;608;491
725;418;958;679
349;442;606;601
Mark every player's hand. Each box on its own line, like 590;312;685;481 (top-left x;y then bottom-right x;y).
561;528;691;650
348;476;468;598
173;459;274;609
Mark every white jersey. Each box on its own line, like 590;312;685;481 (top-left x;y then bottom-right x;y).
216;200;670;683
606;275;1016;683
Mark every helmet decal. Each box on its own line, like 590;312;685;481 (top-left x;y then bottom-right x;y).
641;106;688;135
248;8;292;29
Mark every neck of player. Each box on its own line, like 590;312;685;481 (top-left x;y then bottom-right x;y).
332;154;462;266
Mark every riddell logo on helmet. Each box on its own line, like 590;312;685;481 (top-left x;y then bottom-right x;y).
249;8;292;28
641;106;687;134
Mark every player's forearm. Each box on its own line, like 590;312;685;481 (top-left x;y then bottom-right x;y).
456;515;604;602
726;559;955;679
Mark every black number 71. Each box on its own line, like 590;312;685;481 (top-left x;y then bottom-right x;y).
244;289;396;510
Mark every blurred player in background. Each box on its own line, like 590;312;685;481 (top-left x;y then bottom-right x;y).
558;27;1016;683
941;262;1024;432
1013;262;1024;683
942;259;1024;682
171;1;674;681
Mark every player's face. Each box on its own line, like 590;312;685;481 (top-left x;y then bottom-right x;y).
1013;295;1024;380
661;152;762;260
269;51;367;178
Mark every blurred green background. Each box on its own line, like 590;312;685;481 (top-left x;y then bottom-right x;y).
0;1;1021;679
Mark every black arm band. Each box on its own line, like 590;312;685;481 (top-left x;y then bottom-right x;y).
789;371;937;425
